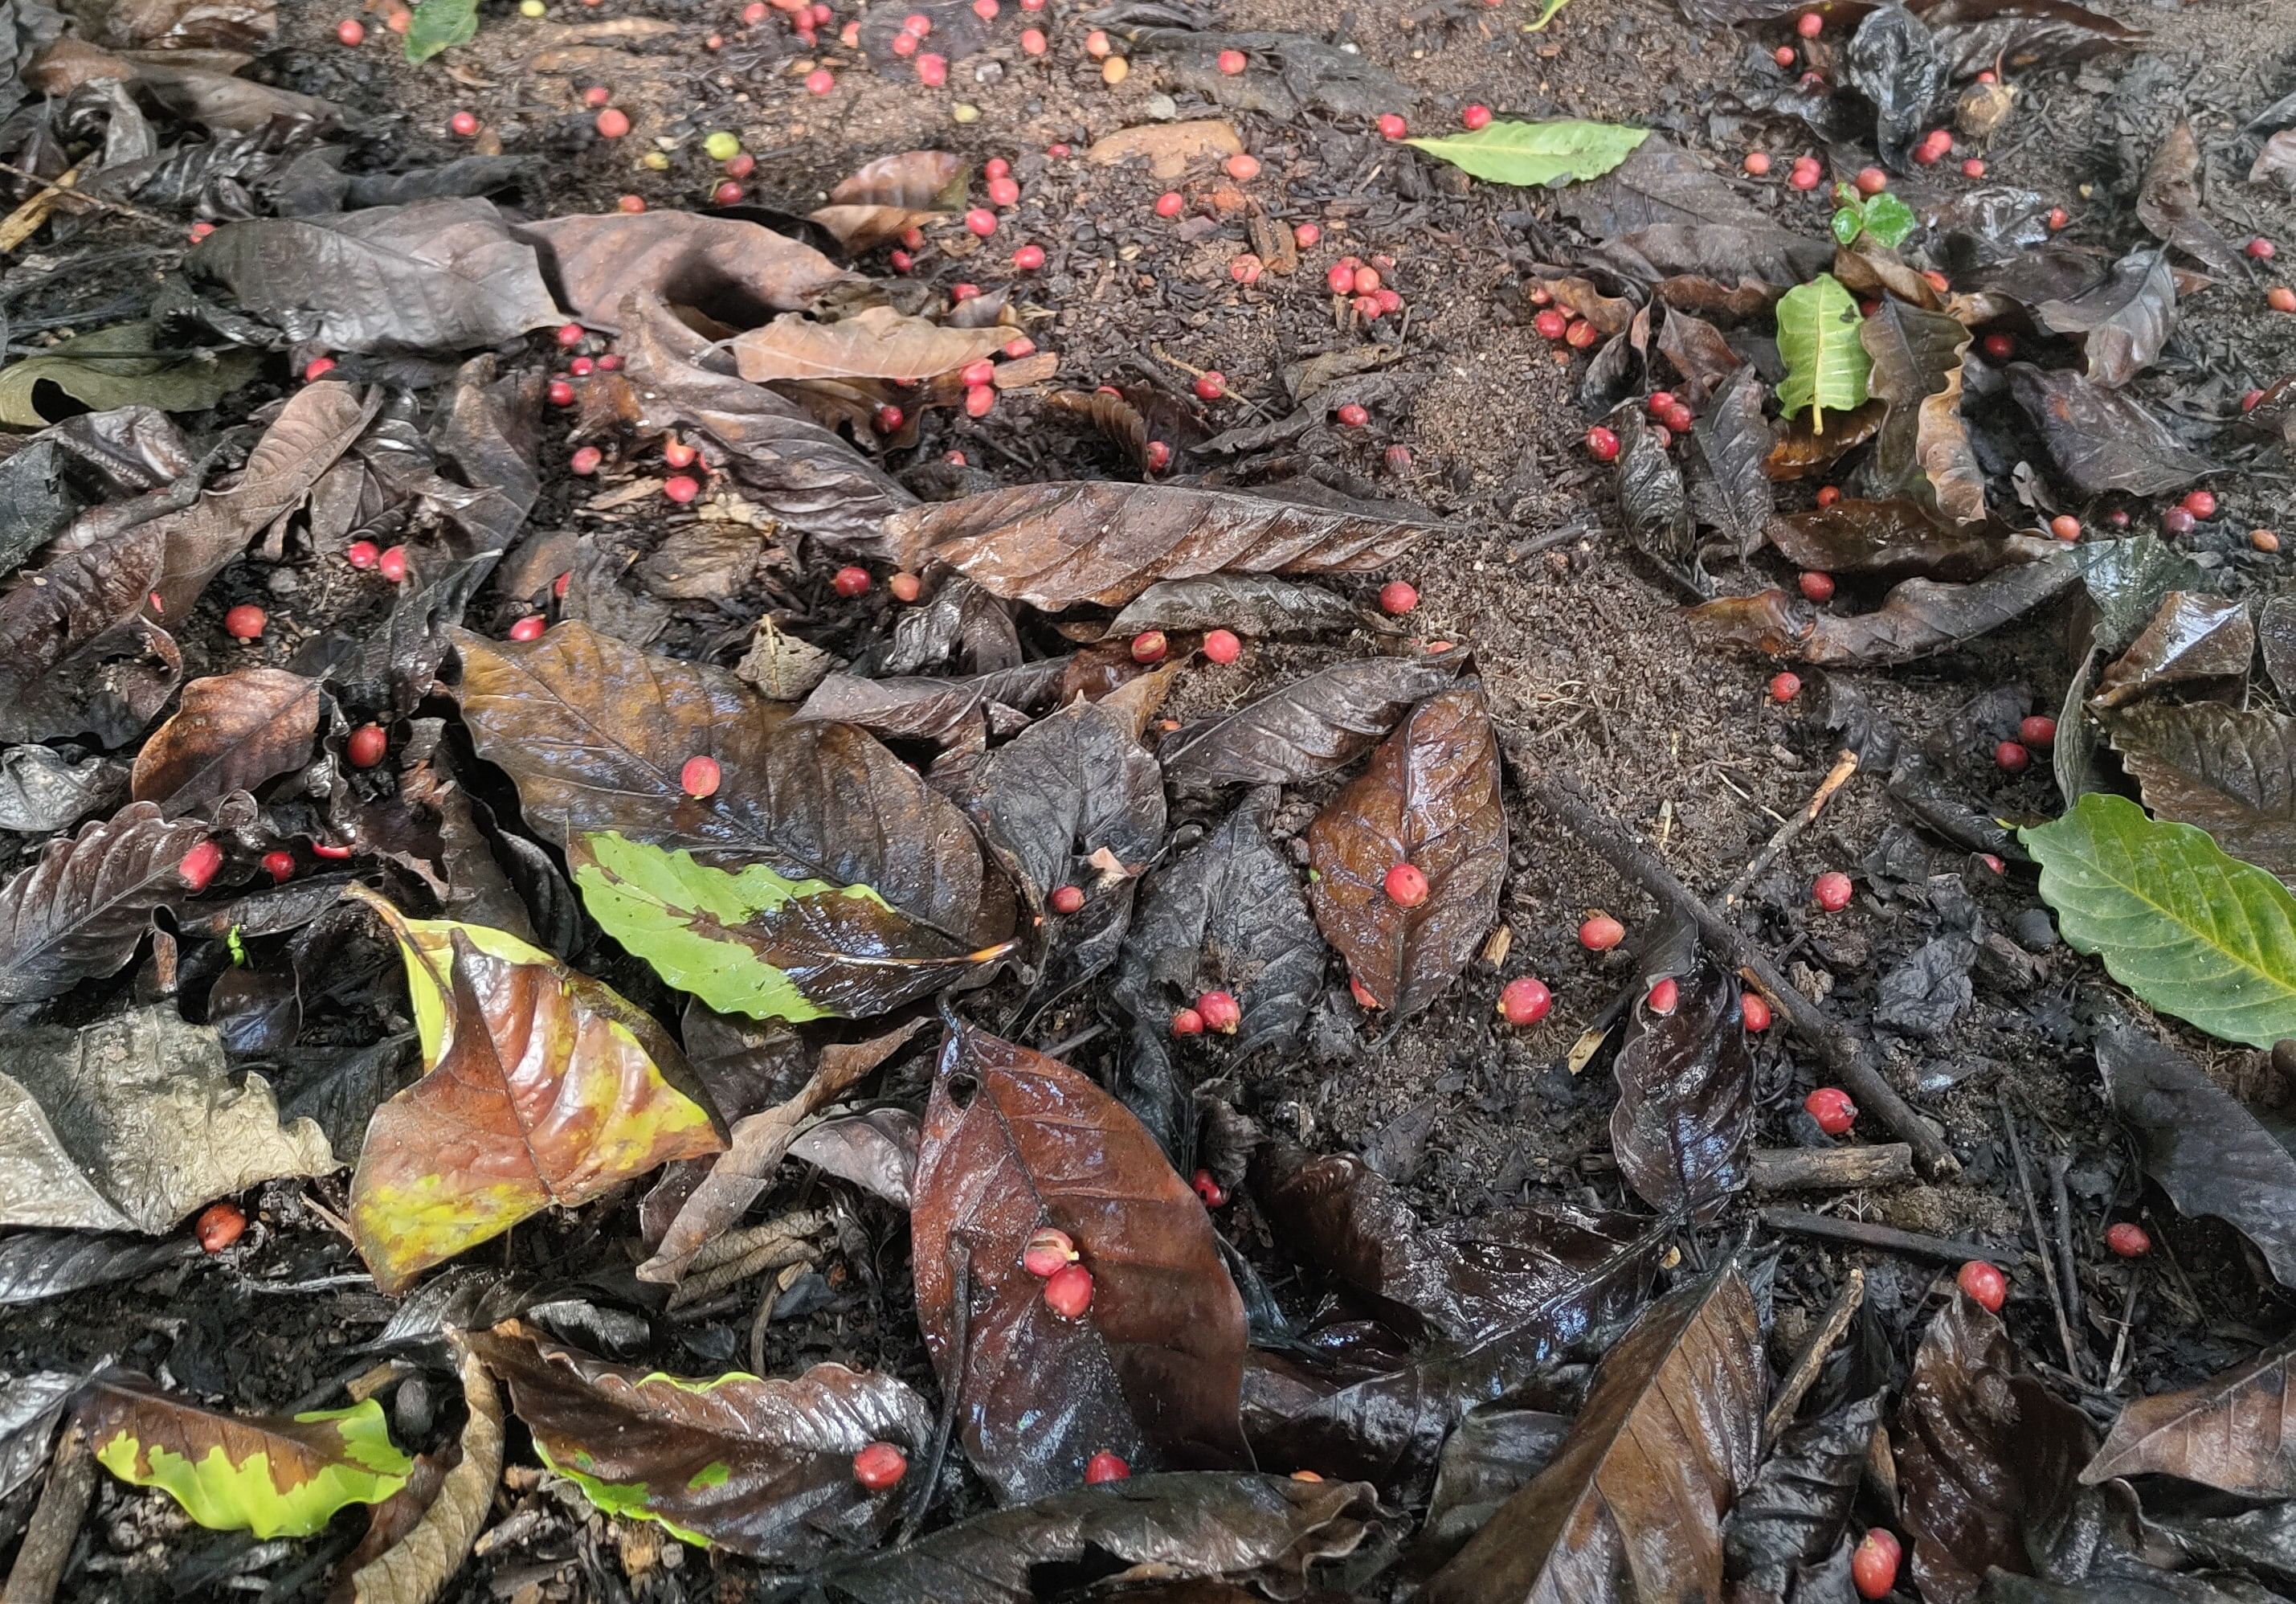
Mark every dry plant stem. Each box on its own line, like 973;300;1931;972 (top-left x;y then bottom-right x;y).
2049;1152;2082;1328
1764;1266;1865;1442
1504;747;1959;1176
2001;1093;2084;1381
2106;1275;2140;1391
748;1260;807;1378
1759;1207;1996;1263
1750;1144;1913;1192
1720;750;1860;907
899;1240;969;1547
4;1426;93;1604
0;161;178;238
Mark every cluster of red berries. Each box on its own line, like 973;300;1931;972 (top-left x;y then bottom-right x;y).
1023;1226;1093;1318
1529;286;1601;352
1326;256;1405;324
1994;714;2057;774
1170;989;1242;1037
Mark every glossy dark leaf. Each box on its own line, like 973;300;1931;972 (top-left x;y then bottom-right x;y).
1615;407;1705;596
451;623;1010;949
2263;595;2296;703
2009;365;2216;497
130;669;320;816
0;1368;90;1504
1848;5;1949;169
1423;1408;1571;1555
789;1107;920;1208
2083;1345;2296;1496
0;517;177;747
467;1320;929;1559
815;1472;1383;1604
514;210;853;333
1556;138;1783;235
1654;305;1742;403
1158;655;1466;790
1687;366;1774;558
2137;123;2248;280
2098;1017;2296;1291
1723;1395;1885;1602
910;1022;1249;1502
1108;575;1383;639
1610;952;1753;1223
2091;592;2251;709
1897;1291;2095;1604
1769;501;2057;579
1916;0;2145;77
0;745;127;833
793;663;1064;746
884;481;1436;610
2107;703;2296;877
1305;685;1506;1017
2151;1501;2296;1594
1979;1564;2282;1604
190;200;558;352
1685;553;2077;665
0;1231;195;1306
1861;298;1985;524
2035;248;2175;388
1422;1266;1764;1604
0;800;210;1003
2075;534;2203;656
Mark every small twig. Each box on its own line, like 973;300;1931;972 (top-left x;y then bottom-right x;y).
899;1239;968;1546
0;160;179;234
1760;1207;1996;1264
4;1424;94;1604
748;1260;807;1378
1765;1266;1864;1442
1751;1144;1913;1193
1038;1021;1106;1062
2106;1274;2140;1392
2049;1152;2082;1329
2001;1094;2084;1381
1505;747;1958;1176
1721;750;1859;907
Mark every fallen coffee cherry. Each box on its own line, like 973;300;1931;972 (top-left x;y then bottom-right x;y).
1130;630;1169;664
304;356;337;383
1049;884;1085;915
1379;580;1419;615
1799;570;1835;602
570;446;603;476
663;439;699;469
1170;1007;1204;1037
2019;714;2057;748
1585;425;1620;461
1787;159;1823;190
832;566;872;598
1384;862;1429;907
336;17;365;43
1741;992;1771;1032
1195;370;1226;400
1224;153;1260;181
1982;332;2015;362
595;107;630;137
1773;43;1796;65
1376;113;1407;140
547;378;576;407
1579;914;1625;951
224;604;267;640
1534;309;1568;340
1463;103;1491;130
680;755;721;799
1023;1227;1077;1276
1217;47;1245;72
1192;1168;1228;1206
1564;319;1599;350
449;110;480;137
347;724;388;768
1769;671;1801;702
1197;990;1241;1033
805;67;834;93
1744;150;1772;175
1043;1262;1094;1318
1203;628;1242;665
1646;976;1679;1015
1957;1258;2008;1311
852;1442;907;1490
180;841;223;892
2183;488;2218;518
2268;286;2295;314
664;475;701;504
2106;1221;2151;1258
1805;1086;1857;1134
1084;1451;1130;1483
1854;166;1887;195
1012;243;1045;272
509;615;545;641
345;540;380;570
1155;191;1185;218
1795;8;1821;34
195;1201;247;1254
1336;402;1371;428
2163;506;2196;535
1498;976;1551;1025
1349;977;1380;1009
2049;514;2080;542
262;850;296;884
1812;870;1853;910
965;207;997;237
1996;739;2029;772
1851;1530;1901;1601
2250;237;2277;261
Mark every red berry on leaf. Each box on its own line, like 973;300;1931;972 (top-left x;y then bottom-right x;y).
680;755;721;799
509;615;545;641
832;566;872;598
1564;319;1599;350
1196;990;1241;1033
262;849;296;884
1957;1258;2008;1311
347;724;388;768
1646;976;1679;1015
1217;47;1245;73
2106;1221;2151;1258
194;1201;247;1254
1497;976;1551;1025
1336;402;1371;428
1048;884;1085;915
1741;992;1772;1032
1023;1227;1076;1276
1384;862;1429;907
1852;1530;1901;1601
223;604;267;640
1585;426;1620;461
1579;915;1625;951
345;540;380;570
1203;628;1242;665
1084;1451;1130;1483
1799;570;1835;602
852;1442;907;1490
179;841;223;892
1774;43;1796;65
1130;630;1169;664
1534;309;1569;340
1770;671;1802;702
1805;1086;1857;1135
1812;870;1853;910
1043;1261;1094;1318
1463;104;1492;130
1379;580;1419;615
1170;1007;1204;1037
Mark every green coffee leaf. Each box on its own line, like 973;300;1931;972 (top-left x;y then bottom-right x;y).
1403;120;1648;187
1523;0;1574;28
1832;206;1865;248
1860;191;1917;248
404;0;476;63
1775;273;1871;433
570;831;1013;1023
2021;793;2296;1047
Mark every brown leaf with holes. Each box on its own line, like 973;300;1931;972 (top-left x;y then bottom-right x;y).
911;1021;1249;1504
516;211;856;332
1305;684;1505;1017
2083;1345;2296;1497
131;669;321;816
732;305;1011;383
1685;554;2077;665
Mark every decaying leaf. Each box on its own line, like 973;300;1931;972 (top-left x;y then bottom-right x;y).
1107;575;1381;639
733;305;1010;383
1614;407;1703;595
345;889;725;1295
1305;685;1506;1017
1422;1266;1764;1604
1768;500;2055;579
466;1321;929;1558
911;1022;1249;1502
1686;365;1774;557
2084;1345;2296;1497
2091;591;2251;709
884;481;1436;610
0;745;127;834
2137;122;2249;280
1724;1395;1885;1602
0;1006;333;1234
0;800;211;1003
2009;365;2214;497
1917;0;2145;77
130;669;320;816
0;322;260;428
2035;248;2176;388
788;1108;920;1209
1685;554;2077;665
2107;703;2296;878
1609;953;1753;1223
514;210;855;331
82;1377;410;1538
341;1352;502;1604
0;518;178;747
1860;298;1984;523
1765;400;1885;480
1158;655;1466;790
1846;3;1948;168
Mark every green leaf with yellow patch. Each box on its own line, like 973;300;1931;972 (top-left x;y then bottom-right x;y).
570;831;1013;1022
1775;273;1872;433
464;1320;931;1561
344;887;726;1295
81;1376;410;1538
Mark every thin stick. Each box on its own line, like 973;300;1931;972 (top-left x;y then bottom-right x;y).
4;1425;93;1604
899;1241;967;1546
1760;1207;1996;1264
1505;747;1958;1176
1751;1144;1913;1193
1765;1266;1864;1441
2106;1274;2140;1391
0;161;177;235
2049;1152;2082;1328
2001;1093;2084;1381
1721;751;1859;907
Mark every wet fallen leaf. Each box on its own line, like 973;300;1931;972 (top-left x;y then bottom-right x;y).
2074;533;2202;656
732;305;1010;384
2107;704;2296;878
0;746;125;835
1610;952;1753;1223
1861;298;1985;523
0;518;178;747
1305;684;1506;1017
514;210;854;332
1769;500;2056;579
0;1005;331;1234
0;321;260;428
1615;407;1704;596
190;200;559;352
345;890;725;1295
2095;1015;2296;1288
451;624;1010;951
466;1320;929;1557
339;1352;500;1604
1107;575;1381;639
1723;1394;1885;1602
1653;304;1742;401
2083;1345;2296;1497
1916;0;2144;76
884;481;1436;611
1423;1407;1571;1557
1404;119;1648;186
2008;364;2215;497
1847;3;1949;167
1686;366;1774;558
1775;272;1871;432
129;669;319;817
1896;1290;2095;1604
792;664;1061;745
911;1021;1249;1502
815;1472;1380;1604
2137;122;2249;280
737;617;840;702
2035;247;2175;388
2254;130;2296;194
0;800;213;1002
0;1369;89;1505
1685;553;2077;665
82;1377;410;1538
0;1234;194;1309
1422;1266;1763;1604
1765;400;1885;480
2091;591;2250;709
826;149;967;209
1158;655;1466;790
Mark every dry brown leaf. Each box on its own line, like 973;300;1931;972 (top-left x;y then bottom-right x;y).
130;669;320;816
1085;119;1244;179
342;1352;502;1604
514;211;856;332
731;305;1010;383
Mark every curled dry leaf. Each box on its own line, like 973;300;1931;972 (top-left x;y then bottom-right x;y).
1614;407;1704;596
1687;365;1774;558
1917;0;2145;77
792;664;1064;746
911;1022;1249;1502
1653;304;1742;400
1685;554;2077;665
1860;298;1985;524
345;888;725;1295
1422;1266;1764;1604
1846;4;1947;168
514;210;855;331
884;481;1436;610
81;1376;411;1538
0;518;177;747
788;1107;921;1209
2137;122;2249;280
1107;575;1383;639
0;747;126;835
2008;366;2214;497
1768;500;2057;579
2108;703;2296;878
1305;684;1506;1017
465;1320;930;1558
2084;1345;2296;1498
826;149;968;207
2036;248;2175;388
130;669;320;816
0;800;212;1003
1158;655;1466;790
1765;400;1885;481
2091;591;2252;709
733;305;1012;384
0;1006;333;1234
341;1351;502;1604
1609;952;1753;1223
1895;1291;2095;1604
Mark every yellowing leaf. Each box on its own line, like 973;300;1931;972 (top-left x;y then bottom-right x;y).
1775;273;1871;433
344;886;725;1295
82;1377;410;1538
